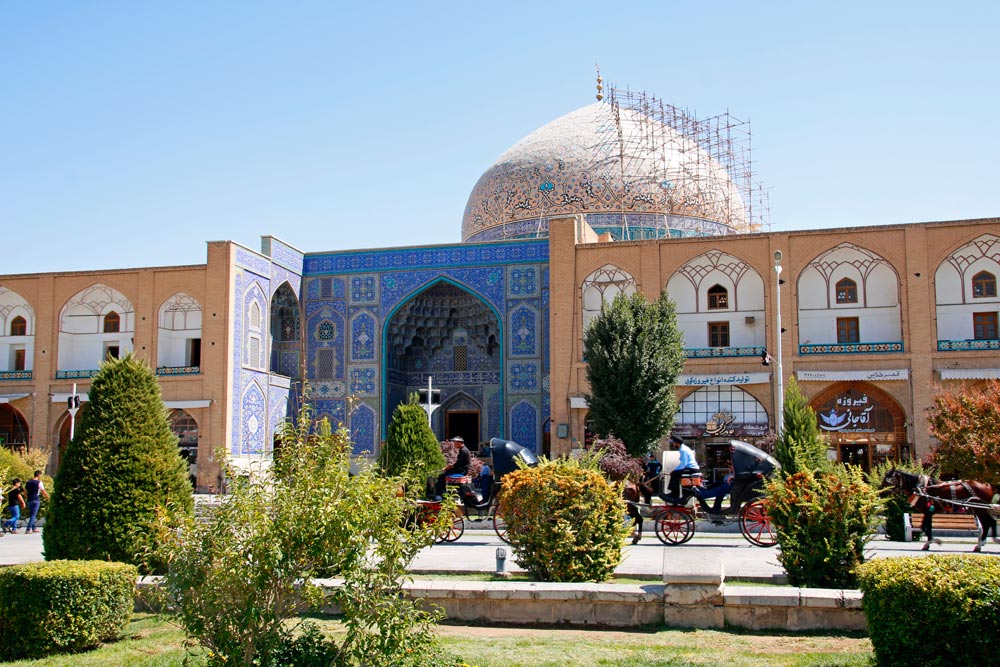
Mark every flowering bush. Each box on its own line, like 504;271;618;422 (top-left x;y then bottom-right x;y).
498;457;631;582
586;435;643;481
765;466;882;588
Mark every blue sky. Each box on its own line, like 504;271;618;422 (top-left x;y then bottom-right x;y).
3;2;998;274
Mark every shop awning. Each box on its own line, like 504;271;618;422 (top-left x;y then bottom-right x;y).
0;393;29;404
937;368;1000;380
165;400;212;409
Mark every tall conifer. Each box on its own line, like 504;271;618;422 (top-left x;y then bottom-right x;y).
379;395;445;487
44;355;192;566
775;378;829;475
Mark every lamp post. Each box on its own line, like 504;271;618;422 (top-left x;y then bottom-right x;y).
773;251;784;441
67;383;81;441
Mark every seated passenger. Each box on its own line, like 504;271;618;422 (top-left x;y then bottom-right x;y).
695;470;735;511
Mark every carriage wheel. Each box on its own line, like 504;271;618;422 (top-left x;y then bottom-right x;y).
437;511;465;543
654;508;695;545
739;498;777;547
492;511;510;544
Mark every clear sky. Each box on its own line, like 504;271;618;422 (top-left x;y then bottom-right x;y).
3;2;998;274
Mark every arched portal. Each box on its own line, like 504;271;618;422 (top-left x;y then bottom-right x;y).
168;409;199;487
383;279;503;443
0;404;29;452
809;381;907;472
270;282;302;377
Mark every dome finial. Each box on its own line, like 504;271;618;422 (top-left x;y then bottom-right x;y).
595;63;603;101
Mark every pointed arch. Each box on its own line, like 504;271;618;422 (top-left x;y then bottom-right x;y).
581;264;637;336
58;284;134;372
0;288;35;337
270;282;301;377
157;292;203;370
243;283;267;370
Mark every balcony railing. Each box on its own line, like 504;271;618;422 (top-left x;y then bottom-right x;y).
55;369;100;379
156;366;202;376
685;345;765;359
799;341;904;355
937;339;1000;352
0;371;31;381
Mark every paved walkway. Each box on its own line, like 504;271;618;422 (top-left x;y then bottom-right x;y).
4;524;993;582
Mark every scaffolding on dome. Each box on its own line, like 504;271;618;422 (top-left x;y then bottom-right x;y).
600;83;769;237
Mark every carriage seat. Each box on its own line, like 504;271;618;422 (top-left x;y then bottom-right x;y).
445;475;473;486
679;472;704;488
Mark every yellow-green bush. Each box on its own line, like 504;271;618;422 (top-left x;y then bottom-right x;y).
0;560;136;659
857;555;1000;666
498;458;630;582
765;466;882;588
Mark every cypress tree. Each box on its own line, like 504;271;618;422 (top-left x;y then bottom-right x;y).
775;377;829;475
379;394;445;488
44;355;193;566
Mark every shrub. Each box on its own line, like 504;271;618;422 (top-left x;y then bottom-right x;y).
44;355;193;569
586;435;642;481
926;379;1000;482
498;457;631;582
149;404;446;667
765;466;882;588
0;560;136;659
379;394;446;490
857;555;1000;666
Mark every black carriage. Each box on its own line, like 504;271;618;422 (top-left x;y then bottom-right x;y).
651;440;780;547
434;437;539;542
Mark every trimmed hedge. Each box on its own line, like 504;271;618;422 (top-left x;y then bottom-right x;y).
0;560;137;659
857;555;1000;666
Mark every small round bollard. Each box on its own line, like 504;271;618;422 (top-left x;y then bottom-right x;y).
495;546;509;577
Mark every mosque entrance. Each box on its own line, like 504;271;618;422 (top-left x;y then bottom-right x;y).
385;280;502;444
446;411;480;451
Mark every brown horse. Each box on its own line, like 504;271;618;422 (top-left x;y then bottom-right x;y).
623;479;655;544
883;468;1000;553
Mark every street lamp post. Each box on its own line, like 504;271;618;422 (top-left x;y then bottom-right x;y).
67;382;81;441
773;251;784;441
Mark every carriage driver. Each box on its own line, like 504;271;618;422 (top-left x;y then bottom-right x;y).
433;436;472;500
664;435;700;503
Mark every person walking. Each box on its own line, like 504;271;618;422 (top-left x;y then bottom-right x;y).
4;479;25;534
23;470;49;534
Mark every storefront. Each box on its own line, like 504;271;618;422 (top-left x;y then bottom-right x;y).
802;374;909;472
672;375;771;483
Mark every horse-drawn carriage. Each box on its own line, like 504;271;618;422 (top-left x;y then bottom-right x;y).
415;437;538;543
631;440;780;547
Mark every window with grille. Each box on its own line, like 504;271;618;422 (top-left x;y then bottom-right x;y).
973;312;998;340
317;348;335;377
835;278;858;304
9;316;26;336
837;317;860;343
103;311;121;333
248;338;261;368
454;345;468;371
973;271;997;298
320;278;333;299
250;303;261;329
12;348;25;371
708;322;730;347
707;285;729;310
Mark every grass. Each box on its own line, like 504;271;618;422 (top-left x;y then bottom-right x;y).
0;614;874;667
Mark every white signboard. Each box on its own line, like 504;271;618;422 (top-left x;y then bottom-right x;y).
796;369;908;382
678;372;770;387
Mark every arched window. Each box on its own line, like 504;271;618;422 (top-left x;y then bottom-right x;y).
250;303;261;329
9;316;26;336
707;284;729;310
835;278;858;304
973;271;997;298
103;311;121;333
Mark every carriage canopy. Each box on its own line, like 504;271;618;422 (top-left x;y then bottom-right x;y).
730;440;780;479
484;438;539;480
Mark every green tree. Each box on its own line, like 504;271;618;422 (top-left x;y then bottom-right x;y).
584;291;685;457
149;405;448;667
379;394;446;489
927;379;1000;483
44;355;192;568
774;378;830;475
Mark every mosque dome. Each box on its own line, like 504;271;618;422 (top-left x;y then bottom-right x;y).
461;102;751;243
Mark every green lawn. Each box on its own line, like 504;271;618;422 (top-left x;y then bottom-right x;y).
0;614;873;667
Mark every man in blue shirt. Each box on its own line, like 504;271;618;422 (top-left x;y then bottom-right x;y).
665;435;700;503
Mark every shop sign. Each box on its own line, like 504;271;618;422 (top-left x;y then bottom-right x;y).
817;393;879;433
797;369;908;382
673;416;770;439
678;372;770;387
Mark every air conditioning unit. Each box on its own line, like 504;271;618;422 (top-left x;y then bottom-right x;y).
745;316;756;324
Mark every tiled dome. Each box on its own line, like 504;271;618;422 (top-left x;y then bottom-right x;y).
462;102;748;243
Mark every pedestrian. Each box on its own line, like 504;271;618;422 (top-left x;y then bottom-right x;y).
643;452;663;488
664;435;700;504
4;479;25;534
23;470;49;534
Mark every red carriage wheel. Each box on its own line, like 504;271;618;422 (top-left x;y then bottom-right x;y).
654;508;695;545
437;511;465;543
739;498;777;547
491;511;509;543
